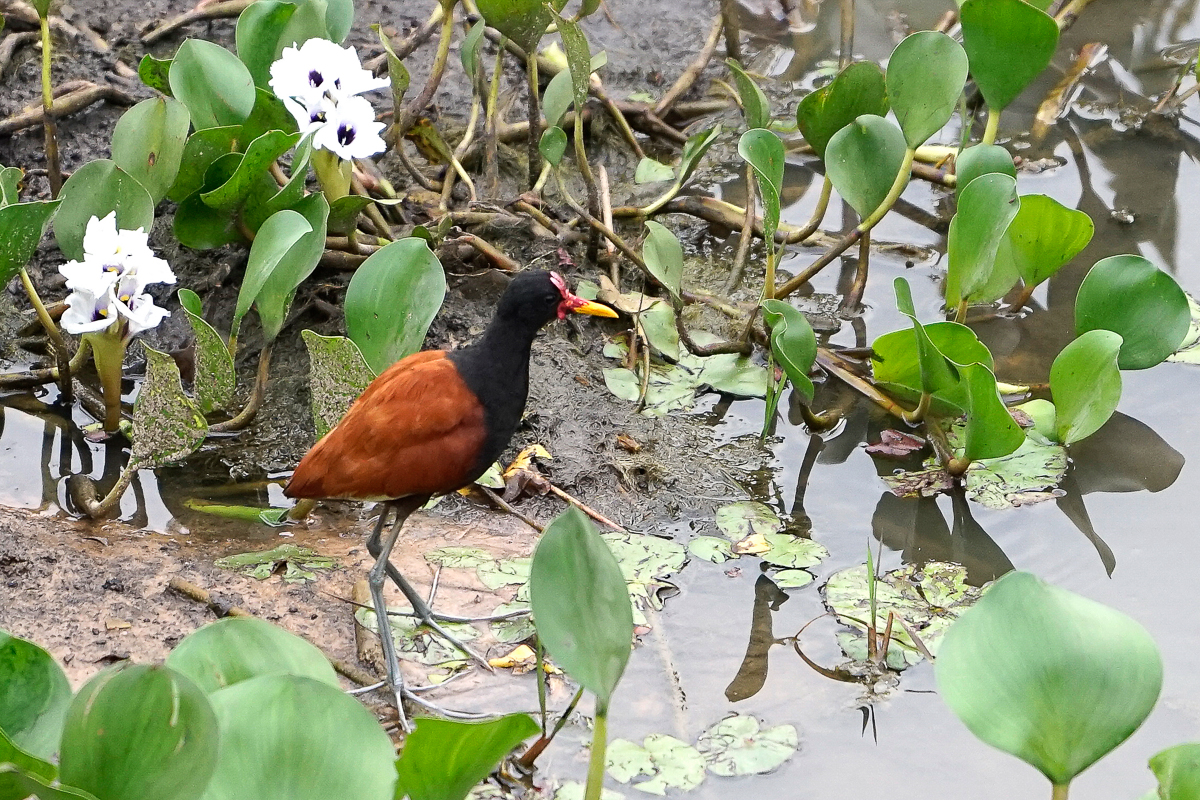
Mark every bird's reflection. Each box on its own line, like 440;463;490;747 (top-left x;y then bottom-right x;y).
725;573;789;702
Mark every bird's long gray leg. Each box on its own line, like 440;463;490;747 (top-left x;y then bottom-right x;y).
366;501;412;731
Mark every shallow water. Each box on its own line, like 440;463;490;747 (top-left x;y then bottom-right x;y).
3;0;1200;796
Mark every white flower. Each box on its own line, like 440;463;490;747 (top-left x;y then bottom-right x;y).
270;38;388;133
114;291;170;336
312;96;387;160
61;286;120;335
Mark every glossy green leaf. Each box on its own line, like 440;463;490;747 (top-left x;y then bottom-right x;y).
257;134;313;224
796;61;888;160
642;221;683;300
131;347;209;468
475;0;561;54
946;172;1020;305
936;571;1162;787
323;0;354;43
1004;194;1093;289
394;715;539;800
275;0;332;53
200;675;396;800
737;129;784;246
824;114;907;220
60;664;219;800
960;0;1059;113
200;130;300;212
231;209;311;339
167;125;240;203
1148;744;1200;800
169;39;256;130
235;0;298;87
871;320;991;413
111;97;191;204
539;127;568;166
726;59;770;130
460;20;485;76
0;200;58;286
893;277;959;397
886;31;969;148
959;362;1024;461
530;507;633;704
1075;255;1190;370
255;195;328;341
54;160;155;262
0;630;70;761
0;764;98;800
177;289;235;414
542;69;574;130
138;54;173;95
326;195;374;236
345;238;446;373
761;299;816;403
1049;330;1122;445
676;126;721;187
166;617;338;694
302;331;375;436
173;192;241;250
954;144;1015;198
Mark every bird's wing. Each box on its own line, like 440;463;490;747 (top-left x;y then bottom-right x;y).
285;352;488;500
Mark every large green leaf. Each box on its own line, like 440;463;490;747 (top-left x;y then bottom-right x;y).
960;0;1059;113
1049;330;1122;445
54;161;155;262
59;664;220;800
737;129;784;247
893;277;959;397
824;115;907;220
475;0;561;54
885;31;969;149
166;618;338;694
1148;744;1200;800
167;126;240;203
393;715;539;800
344;238;446;374
0;200;58;286
254;194;328;342
0;727;57;800
0;765;98;800
169;39;256;130
871;320;991;413
235;0;298;88
1075;255;1190;370
726;59;770;130
232;209;313;341
200;130;301;213
760;300;816;403
642;221;683;300
946;172;1020;305
0;631;70;760
199;675;396;800
796;61;888;161
1003;194;1093;290
936;571;1162;787
177;289;235;414
954;144;1014;198
529;507;633;704
958;362;1023;461
131;347;209;468
111;97;191;205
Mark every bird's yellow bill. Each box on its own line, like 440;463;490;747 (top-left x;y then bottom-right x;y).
570;299;619;318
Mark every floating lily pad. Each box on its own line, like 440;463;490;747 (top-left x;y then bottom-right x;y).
715;501;781;539
601;531;686;617
553;781;624;800
688;536;735;563
424;547;494;570
964;435;1067;509
214;544;336;582
759;533;828;569
695;715;798;777
476;558;531;590
489;601;534;644
355;608;478;666
607;735;706;795
771;569;814;589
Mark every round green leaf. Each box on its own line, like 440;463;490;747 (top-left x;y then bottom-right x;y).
530;507;634;704
946;172;1020;305
394;715;539;800
166;618;338;695
0;200;59;286
886;31;969;149
825;114;907;220
111;97;191;205
1148;744;1200;800
1075;255;1190;370
169;39;256;130
1004;194;1094;289
59;664;219;800
344;237;447;373
796;61;888;160
960;0;1059;113
715;501;781;539
737;129;784;245
539;126;568;166
0;631;70;760
201;675;396;800
761;299;816;403
642;220;683;299
54;160;155;262
936;571;1163;786
235;0;298;88
954;144;1015;198
1049;329;1122;445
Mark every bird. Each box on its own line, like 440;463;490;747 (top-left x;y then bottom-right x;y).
284;269;616;727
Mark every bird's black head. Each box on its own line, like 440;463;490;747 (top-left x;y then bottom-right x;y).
495;270;617;331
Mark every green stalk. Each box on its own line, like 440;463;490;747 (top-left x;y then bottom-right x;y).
857;148;915;232
483;42;505;197
86;330;127;432
583;698;609;800
573;94;601;262
526;51;542;189
782;175;832;244
954;297;969;323
313;149;352;203
981;109;1000;146
1051;784;1069;800
39;15;62;197
19;266;71;398
209;342;274;432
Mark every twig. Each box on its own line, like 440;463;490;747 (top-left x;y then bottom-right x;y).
141;0;253;44
365;7;444;72
0;82;136;135
448;233;521;271
655;16;723;118
815;348;907;419
547;484;624;531
774;229;862;300
477;485;544;532
0;31;38;76
725;163;757;294
392;5;455;141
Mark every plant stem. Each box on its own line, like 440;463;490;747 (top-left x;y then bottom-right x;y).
87;331;127;432
1006;281;1037;313
954;297;969;323
981;109;1000;146
1051;784;1069;800
526;51;542;189
839;0;855;69
483;42;505;197
573;92;601;263
843;229;870;310
209;343;274;432
901;390;931;425
19;267;72;399
393;4;455;139
39;15;61;197
67;459;141;518
858;148;915;232
584;699;609;800
782;175;832;244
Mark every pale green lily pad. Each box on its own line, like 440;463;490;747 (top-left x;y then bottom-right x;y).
554;781;624;800
424;546;494;569
772;569;814;589
355;608;479;666
837;629;920;670
476;558;531;590
607;735;706;795
696;715;798;776
715;501;781;539
602;531;686;617
760;533;828;569
214;544;336;582
489;601;534;643
824;561;986;665
965;436;1067;509
688;536;735;563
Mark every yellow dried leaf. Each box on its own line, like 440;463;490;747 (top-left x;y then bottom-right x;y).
732;533;770;555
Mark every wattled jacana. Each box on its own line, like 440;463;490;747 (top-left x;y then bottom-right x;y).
285;270;616;725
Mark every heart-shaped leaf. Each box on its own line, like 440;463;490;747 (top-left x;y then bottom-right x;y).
796;61;888;160
0;200;59;286
132;347;210;468
55;161;155;262
642;220;684;300
394;715;539;800
345;237;446;373
886;31;969;149
946;172;1020;305
1004;194;1093;290
954;144;1015;197
111;97;191;204
760;299;816;403
1075;255;1190;369
825;114;908;220
936;571;1162;787
871;320;992;414
738;129;785;246
1049;329;1122;445
178;289;235;414
166;617;338;694
960;0;1059;113
530;507;633;705
169;38;256;130
231;209;312;342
